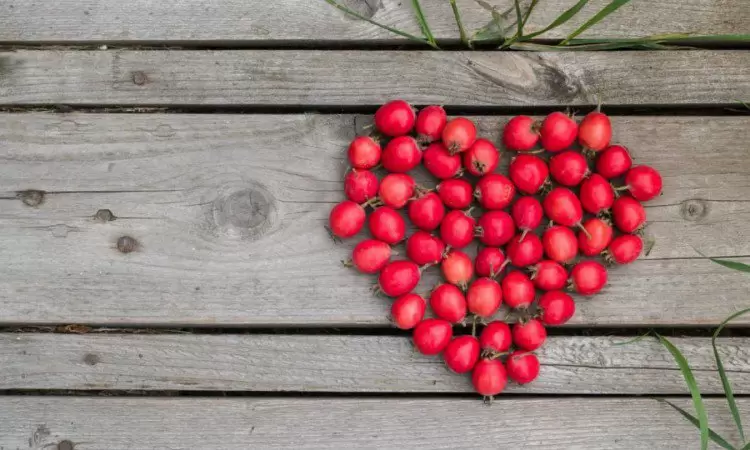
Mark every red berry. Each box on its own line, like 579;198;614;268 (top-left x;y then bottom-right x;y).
344;169;379;203
542;225;578;264
625;165;663;202
442;117;477;154
570;260;607;295
472;358;507;397
415;105;447;143
413;319;453;355
479;321;512;353
440;210;476;249
506;232;543;267
538;291;576;325
475;174;516;210
437;178;473;209
512;319;547;351
579;174;615;214
351;239;391;273
543;187;584;229
374;100;415;137
506;351;540;384
511;196;543;241
578;111;612;151
501;270;535;309
329;201;366;238
406;231;445;266
612;196;646;233
509;154;549;194
408;192;446;231
391;294;426;330
382;136;422;173
463;139;499;176
608;234;643;265
379;260;421;297
467;277;503;318
530;260;568;291
475;247;507;278
369;206;406;244
348;136;381;170
430;284;468;324
477;210;516;247
423;142;463;179
596;145;631;179
578;218;613;256
503;115;539;152
540;112;577;152
549;150;589;186
378;173;415;209
443;336;481;374
442;250;474;288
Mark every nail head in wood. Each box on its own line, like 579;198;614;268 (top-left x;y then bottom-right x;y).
131;71;147;85
17;189;45;207
57;440;74;450
116;236;138;253
94;209;117;222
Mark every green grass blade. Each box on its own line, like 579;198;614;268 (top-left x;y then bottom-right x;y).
658;400;737;450
656;333;710;450
612;332;651;346
513;0;523;40
411;0;438;48
470;2;514;44
561;0;632;45
520;0;590;40
713;308;750;444
742;443;750;450
520;0;540;31
449;0;470;47
710;258;750;273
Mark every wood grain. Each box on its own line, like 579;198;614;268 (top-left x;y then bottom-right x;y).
3;334;750;394
1;50;748;106
0;0;746;43
1;396;747;449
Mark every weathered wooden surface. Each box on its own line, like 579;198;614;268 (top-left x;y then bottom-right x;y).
0;0;746;43
2;396;746;449
0;114;748;326
1;50;749;106
3;334;750;394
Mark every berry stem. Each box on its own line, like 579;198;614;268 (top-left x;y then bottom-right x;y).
577;222;592;240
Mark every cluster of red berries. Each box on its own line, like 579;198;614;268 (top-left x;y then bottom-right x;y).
328;100;663;399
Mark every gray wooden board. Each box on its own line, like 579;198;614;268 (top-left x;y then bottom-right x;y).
2;333;750;394
0;0;747;43
0;113;749;326
1;396;746;449
1;50;749;106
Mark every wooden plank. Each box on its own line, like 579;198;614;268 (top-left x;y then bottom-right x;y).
1;396;746;449
3;334;750;394
1;50;748;106
0;113;748;326
0;0;746;43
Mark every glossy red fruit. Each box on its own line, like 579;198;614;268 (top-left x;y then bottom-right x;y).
501;270;535;309
542;225;578;264
423;142;462;179
578;218;613;256
408;192;446;231
538;291;575;325
530;260;568;291
511;196;543;242
378;173;415;209
543;187;584;230
442;250;474;288
570;260;607;295
369;207;406;244
540;112;577;152
580;174;615;214
596;145;632;179
415;105;447;143
379;260;421;297
348;136;381;170
578;111;612;151
430;284;468;323
479;321;512;353
391;293;426;330
506;351;540;384
464;139;500;176
512;319;547;351
503;115;539;152
472;358;507;397
440;210;476;249
506;232;543;267
344;169;378;203
382;136;422;173
442;117;477;154
477;211;516;247
413;319;453;355
352;239;391;273
375;100;415;137
509;154;549;195
549;151;589;187
612;196;646;233
625;165;663;202
608;234;643;265
475;174;516;210
467;277;503;318
475;247;507;278
437;178;473;209
406;231;445;266
444;336;481;374
329;201;366;238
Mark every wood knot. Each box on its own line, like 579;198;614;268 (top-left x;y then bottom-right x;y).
680;199;709;221
116;235;139;253
211;183;277;240
57;440;75;450
131;71;148;85
17;189;45;207
94;209;117;222
83;353;100;366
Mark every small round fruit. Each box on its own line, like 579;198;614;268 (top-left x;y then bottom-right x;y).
443;117;477;154
430;284;468;324
625;165;663;202
442;250;474;288
570;260;607;295
423;142;463;179
612;196;646;233
479;321;512;353
506;351;540;384
512;196;543;241
503;115;539;152
408;192;446;231
506;232;543;267
348;136;381;170
608;234;643;265
549;151;589;187
543;187;584;229
415;105;447;143
464;139;499;176
542;225;578;264
443;336;480;374
512;319;547;351
382;136;422;173
579;174;615;214
344;169;378;203
413;319;453;355
501;270;535;309
391;294;426;330
475;247;507;278
329;201;365;238
472;358;507;397
437;178;474;210
379;260;421;297
578;111;612;151
369;207;406;244
406;231;445;266
596;145;631;179
477;210;516;247
467;277;503;318
578;218;613;256
352;239;391;273
440;210;476;249
509;154;549;194
530;260;568;291
475;174;516;210
378;173;415;209
375;100;415;137
540;112;577;152
538;291;576;325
